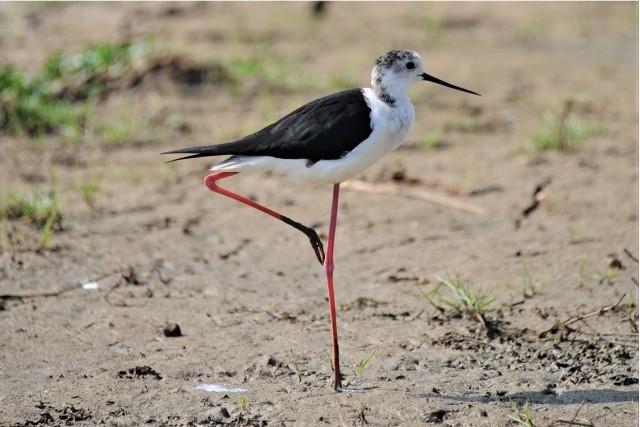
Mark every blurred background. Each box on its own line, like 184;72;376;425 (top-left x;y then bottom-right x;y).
0;2;638;426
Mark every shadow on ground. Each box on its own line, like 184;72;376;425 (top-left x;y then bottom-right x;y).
420;388;639;405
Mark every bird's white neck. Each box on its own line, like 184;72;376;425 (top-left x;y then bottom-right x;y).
371;71;412;107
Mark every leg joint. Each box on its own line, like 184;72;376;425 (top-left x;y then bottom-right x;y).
204;172;238;192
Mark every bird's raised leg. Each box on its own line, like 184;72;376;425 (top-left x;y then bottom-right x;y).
204;172;325;264
325;183;342;391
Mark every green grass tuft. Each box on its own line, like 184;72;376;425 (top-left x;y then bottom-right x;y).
80;181;101;210
343;349;377;388
508;401;536;427
1;192;59;228
288;350;303;383
525;99;597;152
235;394;248;411
437;273;493;317
0;191;62;247
416;273;494;329
623;299;638;333
596;268;619;285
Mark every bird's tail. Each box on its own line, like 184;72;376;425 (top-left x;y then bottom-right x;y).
161;143;236;162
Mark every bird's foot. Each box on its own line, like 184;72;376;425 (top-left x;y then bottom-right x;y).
304;227;325;265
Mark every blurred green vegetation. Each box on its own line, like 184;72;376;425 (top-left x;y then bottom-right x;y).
0;190;62;247
423;14;443;43
512;18;549;46
42;42;151;100
0;66;81;136
525;98;598;152
97;110;157;146
0;191;59;229
0;42;151;138
447;113;494;133
79;181;101;210
416;129;446;150
225;52;354;93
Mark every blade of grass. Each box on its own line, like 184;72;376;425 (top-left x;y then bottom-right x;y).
343;349;377;388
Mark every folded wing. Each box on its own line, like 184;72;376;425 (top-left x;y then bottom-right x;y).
163;89;372;162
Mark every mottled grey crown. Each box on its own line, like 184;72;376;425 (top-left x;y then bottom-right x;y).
371;50;420;105
374;50;416;70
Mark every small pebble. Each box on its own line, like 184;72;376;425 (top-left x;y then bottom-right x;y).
163;323;182;337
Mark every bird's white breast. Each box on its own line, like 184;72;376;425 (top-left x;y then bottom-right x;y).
365;88;415;149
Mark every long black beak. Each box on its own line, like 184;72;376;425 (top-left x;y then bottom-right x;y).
421;72;480;96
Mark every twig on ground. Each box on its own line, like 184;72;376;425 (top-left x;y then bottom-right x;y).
627;314;638;334
342;180;486;215
103;265;152;307
539;295;625;338
515;178;552;229
623;248;638;264
104;278;128;307
503;300;526;310
0;271;116;300
623;300;638;333
0;285;79;300
556;99;575;151
407;309;425;322
356;402;369;425
553;421;593;427
551;401;594;426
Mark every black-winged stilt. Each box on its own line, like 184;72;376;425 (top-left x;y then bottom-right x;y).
164;50;479;391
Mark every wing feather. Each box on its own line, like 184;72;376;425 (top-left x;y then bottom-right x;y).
163;89;372;162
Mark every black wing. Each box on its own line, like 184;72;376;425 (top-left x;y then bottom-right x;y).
163;89;372;162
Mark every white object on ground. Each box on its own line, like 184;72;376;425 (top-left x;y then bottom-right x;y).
195;383;248;393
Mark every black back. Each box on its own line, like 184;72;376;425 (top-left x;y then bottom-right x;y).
163;89;373;162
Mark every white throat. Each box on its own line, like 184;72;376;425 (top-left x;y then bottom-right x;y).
371;70;412;106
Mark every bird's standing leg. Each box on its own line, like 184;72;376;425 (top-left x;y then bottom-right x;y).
204;172;325;264
325;183;342;391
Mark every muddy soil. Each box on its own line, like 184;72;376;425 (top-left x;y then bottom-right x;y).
0;2;638;426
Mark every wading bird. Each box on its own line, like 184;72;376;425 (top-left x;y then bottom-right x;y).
164;50;479;391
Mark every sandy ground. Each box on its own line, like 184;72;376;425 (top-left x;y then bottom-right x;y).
0;2;638;426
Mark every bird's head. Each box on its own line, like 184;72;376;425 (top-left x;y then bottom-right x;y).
371;50;480;99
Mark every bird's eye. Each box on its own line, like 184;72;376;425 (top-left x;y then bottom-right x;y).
406;61;415;70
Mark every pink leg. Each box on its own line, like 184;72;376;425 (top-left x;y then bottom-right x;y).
325;183;342;390
205;172;341;391
204;172;325;264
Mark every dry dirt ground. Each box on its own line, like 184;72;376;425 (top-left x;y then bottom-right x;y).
0;2;638;426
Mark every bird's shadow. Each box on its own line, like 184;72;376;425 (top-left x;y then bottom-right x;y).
418;388;638;405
